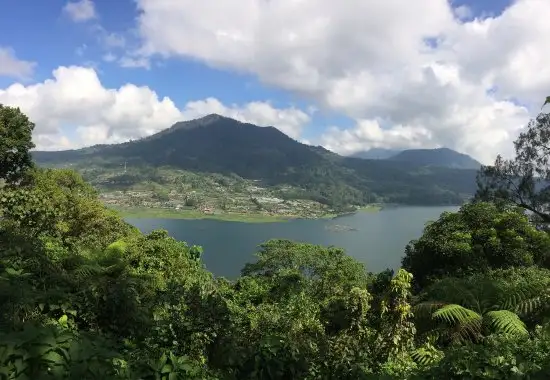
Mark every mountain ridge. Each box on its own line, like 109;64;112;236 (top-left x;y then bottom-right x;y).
388;147;482;169
33;115;479;208
350;148;402;160
348;147;481;170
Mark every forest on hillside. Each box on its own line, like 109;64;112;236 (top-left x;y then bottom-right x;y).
3;103;550;378
32;115;478;209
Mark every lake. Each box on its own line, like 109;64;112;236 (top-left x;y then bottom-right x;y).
127;205;458;278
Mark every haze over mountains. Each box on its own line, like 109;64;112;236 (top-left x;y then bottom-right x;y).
387;148;482;170
350;148;403;160
33;114;480;208
350;148;482;170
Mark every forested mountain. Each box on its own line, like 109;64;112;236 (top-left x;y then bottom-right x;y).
349;148;402;160
33;114;478;207
388;147;482;169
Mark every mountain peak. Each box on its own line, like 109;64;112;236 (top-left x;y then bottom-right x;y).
197;113;228;123
165;113;238;132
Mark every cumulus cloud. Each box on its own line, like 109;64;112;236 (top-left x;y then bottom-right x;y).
133;0;549;163
0;47;36;79
63;0;96;22
0;66;311;150
180;98;310;139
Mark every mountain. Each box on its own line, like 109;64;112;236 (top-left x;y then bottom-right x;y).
33;114;479;208
350;148;402;160
387;148;482;169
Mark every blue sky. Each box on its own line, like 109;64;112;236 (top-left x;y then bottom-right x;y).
0;0;542;164
0;0;358;142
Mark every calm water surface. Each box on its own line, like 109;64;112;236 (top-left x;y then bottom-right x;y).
127;206;458;278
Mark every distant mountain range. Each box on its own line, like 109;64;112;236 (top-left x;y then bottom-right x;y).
349;148;481;170
33;114;479;208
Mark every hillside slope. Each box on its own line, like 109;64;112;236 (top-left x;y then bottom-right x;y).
33;115;478;207
349;148;402;160
388;147;481;169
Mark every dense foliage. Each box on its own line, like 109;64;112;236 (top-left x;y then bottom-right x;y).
33;115;478;209
0;105;35;183
402;201;550;288
4;106;550;378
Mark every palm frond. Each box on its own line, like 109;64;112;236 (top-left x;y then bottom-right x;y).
485;310;528;336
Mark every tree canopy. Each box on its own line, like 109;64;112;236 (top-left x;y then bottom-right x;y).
402;201;550;288
0;104;35;183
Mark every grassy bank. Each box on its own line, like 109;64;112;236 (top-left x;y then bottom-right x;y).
358;204;383;212
112;207;291;223
111;203;383;223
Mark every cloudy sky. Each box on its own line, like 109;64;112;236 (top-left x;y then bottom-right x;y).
0;0;548;164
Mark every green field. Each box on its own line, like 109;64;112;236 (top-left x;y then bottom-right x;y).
112;206;291;223
111;203;382;223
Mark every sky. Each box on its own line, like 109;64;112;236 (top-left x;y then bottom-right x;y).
0;0;548;164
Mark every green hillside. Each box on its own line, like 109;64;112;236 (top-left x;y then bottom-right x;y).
33;115;478;212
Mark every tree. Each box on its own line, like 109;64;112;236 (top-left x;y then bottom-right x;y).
242;239;371;302
0;168;137;251
476;110;550;224
375;269;417;376
0;104;35;183
402;202;550;288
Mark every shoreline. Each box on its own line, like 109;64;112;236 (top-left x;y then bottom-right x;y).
112;204;384;223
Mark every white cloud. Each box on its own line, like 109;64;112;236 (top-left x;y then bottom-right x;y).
0;47;36;79
133;0;550;164
180;98;310;139
454;5;473;20
63;0;96;22
0;66;311;150
118;56;151;69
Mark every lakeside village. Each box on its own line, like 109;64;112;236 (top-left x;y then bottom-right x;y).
98;183;341;220
97;182;377;226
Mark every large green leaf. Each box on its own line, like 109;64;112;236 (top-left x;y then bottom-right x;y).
485;310;528;336
432;304;482;325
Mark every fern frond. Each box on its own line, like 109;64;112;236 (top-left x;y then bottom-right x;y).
411;346;442;366
485;310;527;336
72;264;106;279
500;283;550;315
449;317;483;343
432;304;482;325
514;295;544;315
413;301;446;318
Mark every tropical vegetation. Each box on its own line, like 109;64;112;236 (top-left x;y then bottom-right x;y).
3;102;550;378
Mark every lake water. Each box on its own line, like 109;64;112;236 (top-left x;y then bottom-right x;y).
127;206;458;278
